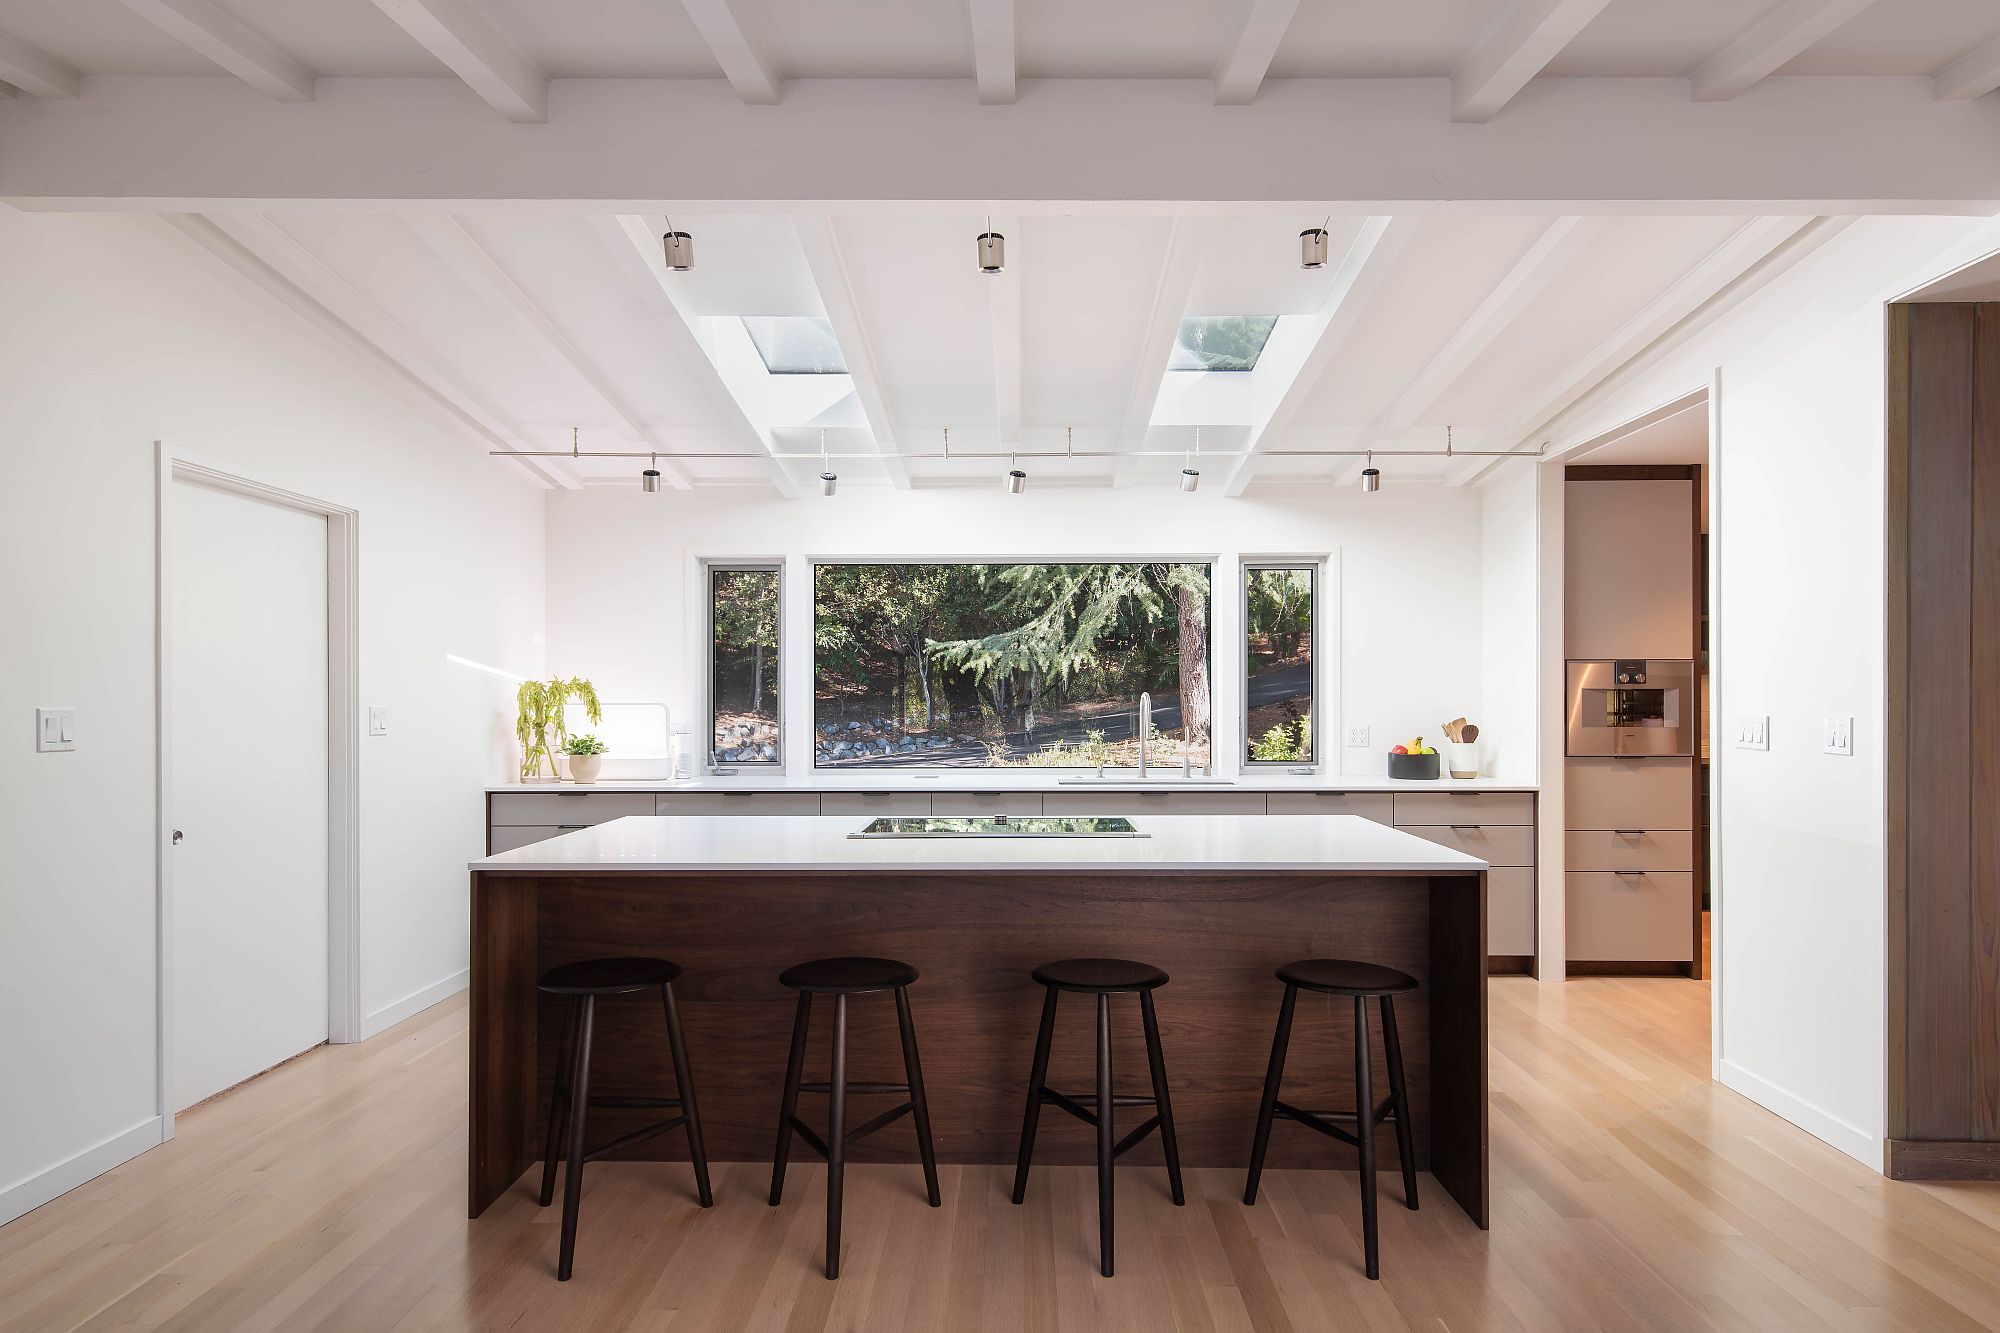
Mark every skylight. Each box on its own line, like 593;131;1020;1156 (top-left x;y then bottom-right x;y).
742;316;849;375
1168;315;1279;372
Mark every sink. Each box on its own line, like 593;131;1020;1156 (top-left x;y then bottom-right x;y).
849;816;1146;838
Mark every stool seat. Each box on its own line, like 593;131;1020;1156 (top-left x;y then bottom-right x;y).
539;956;684;995
1276;958;1417;997
1031;958;1169;993
778;956;919;994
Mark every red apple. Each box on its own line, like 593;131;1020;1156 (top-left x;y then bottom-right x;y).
1390;744;1409;755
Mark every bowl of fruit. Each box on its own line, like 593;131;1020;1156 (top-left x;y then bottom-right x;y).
1386;737;1440;781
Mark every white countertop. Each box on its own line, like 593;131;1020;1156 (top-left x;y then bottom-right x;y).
471;813;1490;874
485;773;1537;794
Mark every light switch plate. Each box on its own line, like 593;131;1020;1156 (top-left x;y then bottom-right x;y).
36;708;76;752
368;705;389;737
1735;715;1769;751
1345;725;1370;748
1823;715;1853;756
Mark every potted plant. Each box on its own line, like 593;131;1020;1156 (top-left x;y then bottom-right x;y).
516;677;602;782
563;734;609;785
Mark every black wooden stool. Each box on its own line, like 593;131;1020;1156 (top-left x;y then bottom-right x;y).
537;956;712;1282
1011;958;1184;1277
768;957;940;1280
1243;958;1419;1280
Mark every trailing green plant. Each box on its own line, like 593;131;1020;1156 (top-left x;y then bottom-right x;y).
517;677;601;780
1250;717;1312;763
563;734;608;756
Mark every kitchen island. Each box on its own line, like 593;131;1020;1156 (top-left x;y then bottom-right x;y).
467;813;1489;1228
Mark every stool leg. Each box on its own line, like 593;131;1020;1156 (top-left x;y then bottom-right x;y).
769;992;811;1207
1380;995;1419;1212
1095;992;1115;1279
1011;986;1058;1205
1354;995;1379;1281
661;981;713;1209
1243;984;1297;1206
1139;990;1184;1207
556;995;596;1282
539;996;579;1208
825;993;848;1280
894;985;941;1208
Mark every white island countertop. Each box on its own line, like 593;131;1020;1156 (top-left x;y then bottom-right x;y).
485;773;1536;794
471;813;1489;875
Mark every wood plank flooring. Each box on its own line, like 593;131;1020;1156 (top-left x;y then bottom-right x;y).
3;976;1997;1331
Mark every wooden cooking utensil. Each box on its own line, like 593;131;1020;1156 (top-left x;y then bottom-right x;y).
1460;723;1479;742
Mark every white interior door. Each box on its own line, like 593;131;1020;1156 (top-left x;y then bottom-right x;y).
170;477;330;1112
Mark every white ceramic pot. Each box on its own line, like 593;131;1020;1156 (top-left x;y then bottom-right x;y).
568;753;602;785
1446;741;1479;779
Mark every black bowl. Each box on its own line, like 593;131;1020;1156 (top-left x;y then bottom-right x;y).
1386;751;1440;781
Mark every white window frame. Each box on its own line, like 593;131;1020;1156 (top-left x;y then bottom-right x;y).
1241;558;1323;771
702;559;786;773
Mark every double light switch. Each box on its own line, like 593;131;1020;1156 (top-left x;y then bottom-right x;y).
35;708;76;752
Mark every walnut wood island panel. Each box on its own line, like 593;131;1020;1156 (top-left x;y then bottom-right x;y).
467;814;1489;1229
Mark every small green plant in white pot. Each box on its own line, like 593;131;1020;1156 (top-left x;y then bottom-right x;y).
563;734;609;785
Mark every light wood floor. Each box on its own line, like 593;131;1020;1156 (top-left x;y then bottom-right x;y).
4;976;1998;1332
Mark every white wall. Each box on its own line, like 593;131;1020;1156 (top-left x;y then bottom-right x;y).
0;212;545;1223
544;482;1533;780
1539;214;2000;1167
1478;463;1541;783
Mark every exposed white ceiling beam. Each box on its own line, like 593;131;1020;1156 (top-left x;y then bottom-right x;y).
792;216;911;489
680;0;782;105
0;29;79;99
404;213;694;490
1370;215;1600;448
1691;0;1877;102
1213;0;1302;105
1452;0;1612;122
592;214;801;497
370;0;546;122
119;0;314;102
985;213;1023;451
1112;217;1205;486
968;0;1015;105
166;213;574;488
1447;214;1817;486
1221;216;1414;497
1935;32;2000;102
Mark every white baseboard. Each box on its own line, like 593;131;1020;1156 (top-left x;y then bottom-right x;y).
0;1117;164;1227
1718;1058;1880;1170
362;968;469;1040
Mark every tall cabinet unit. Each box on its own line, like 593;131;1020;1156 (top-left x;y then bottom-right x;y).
1563;468;1703;976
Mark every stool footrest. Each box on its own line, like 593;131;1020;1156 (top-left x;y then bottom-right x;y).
800;1080;910;1096
1111;1116;1162;1159
787;1101;917;1161
1273;1097;1400;1151
581;1113;689;1163
1039;1087;1157;1128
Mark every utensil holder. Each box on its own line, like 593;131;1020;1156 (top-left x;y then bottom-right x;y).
1447;742;1479;779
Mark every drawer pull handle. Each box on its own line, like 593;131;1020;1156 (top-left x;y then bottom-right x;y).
1612;870;1644;879
1450;824;1480;832
1613;829;1645;838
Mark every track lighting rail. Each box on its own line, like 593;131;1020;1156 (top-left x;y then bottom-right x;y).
489;445;1546;461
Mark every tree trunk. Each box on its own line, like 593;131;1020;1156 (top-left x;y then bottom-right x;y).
1175;584;1211;753
751;642;764;713
917;657;935;729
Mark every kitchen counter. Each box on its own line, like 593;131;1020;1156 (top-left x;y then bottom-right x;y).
484;773;1538;793
472;812;1489;875
467;813;1490;1233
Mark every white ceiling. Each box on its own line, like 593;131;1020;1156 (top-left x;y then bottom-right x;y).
1;0;1995;86
169;202;1834;493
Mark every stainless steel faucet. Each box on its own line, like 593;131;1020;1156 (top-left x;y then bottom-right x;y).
1138;691;1151;779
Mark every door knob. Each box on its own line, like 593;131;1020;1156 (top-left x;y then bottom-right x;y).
172;829;183;845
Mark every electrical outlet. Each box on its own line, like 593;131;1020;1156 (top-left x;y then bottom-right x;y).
1735;715;1768;750
1823;715;1853;756
1345;725;1370;748
368;705;389;737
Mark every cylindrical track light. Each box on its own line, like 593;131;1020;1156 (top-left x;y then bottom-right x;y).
641;468;662;492
1360;451;1381;492
1301;226;1330;270
1182;426;1200;491
1006;467;1026;494
819;471;838;496
978;230;1005;275
662;219;693;271
1181;467;1200;492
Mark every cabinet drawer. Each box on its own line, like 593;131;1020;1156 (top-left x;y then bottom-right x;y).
1042;790;1268;815
1566;872;1693;962
654;791;822;816
819;792;932;816
1398;824;1535;867
1265;792;1394;823
1489;867;1535;957
488;824;570;854
1564;759;1693;831
1393;792;1533;827
490;791;656;826
1565;829;1693;873
930;792;1045;816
